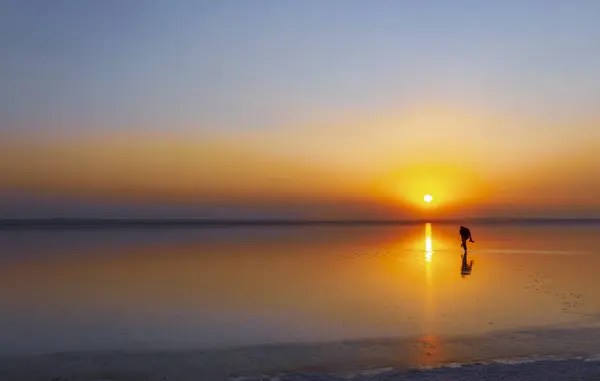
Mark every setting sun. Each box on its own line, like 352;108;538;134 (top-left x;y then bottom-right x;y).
424;194;433;203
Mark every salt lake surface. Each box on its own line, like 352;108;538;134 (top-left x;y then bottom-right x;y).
2;223;600;380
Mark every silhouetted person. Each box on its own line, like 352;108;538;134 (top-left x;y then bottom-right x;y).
459;226;474;253
461;253;474;277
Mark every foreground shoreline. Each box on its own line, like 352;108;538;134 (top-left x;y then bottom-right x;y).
241;358;600;380
4;355;600;381
4;324;600;380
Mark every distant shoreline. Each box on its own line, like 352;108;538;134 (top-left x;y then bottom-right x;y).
1;217;600;229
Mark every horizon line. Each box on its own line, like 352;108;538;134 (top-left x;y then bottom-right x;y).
1;217;600;229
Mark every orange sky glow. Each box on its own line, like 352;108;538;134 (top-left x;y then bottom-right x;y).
2;104;599;219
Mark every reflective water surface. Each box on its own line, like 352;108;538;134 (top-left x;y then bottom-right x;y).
1;223;600;357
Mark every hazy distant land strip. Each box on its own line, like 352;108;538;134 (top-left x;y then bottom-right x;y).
1;218;600;229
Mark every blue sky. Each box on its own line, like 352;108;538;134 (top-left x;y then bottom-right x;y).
3;0;600;133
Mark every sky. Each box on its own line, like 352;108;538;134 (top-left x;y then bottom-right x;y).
1;0;600;219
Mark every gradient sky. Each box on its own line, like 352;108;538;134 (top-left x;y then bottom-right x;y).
1;0;600;218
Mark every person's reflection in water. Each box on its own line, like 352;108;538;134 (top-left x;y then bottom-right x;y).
461;253;474;277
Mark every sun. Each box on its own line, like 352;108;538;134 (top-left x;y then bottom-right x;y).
424;194;433;203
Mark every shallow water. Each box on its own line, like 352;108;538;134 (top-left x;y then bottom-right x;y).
1;223;600;379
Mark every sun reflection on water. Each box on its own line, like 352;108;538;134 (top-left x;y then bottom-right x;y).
424;223;434;333
425;223;433;262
